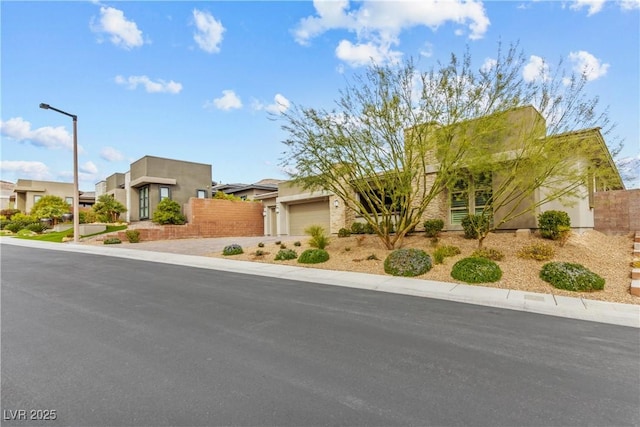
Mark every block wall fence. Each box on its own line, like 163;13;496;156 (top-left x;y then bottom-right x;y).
593;189;640;235
114;198;264;241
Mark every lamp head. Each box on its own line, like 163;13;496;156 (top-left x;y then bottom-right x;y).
39;103;50;109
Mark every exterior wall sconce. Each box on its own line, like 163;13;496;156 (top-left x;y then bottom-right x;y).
334;200;339;208
275;207;280;214
263;208;267;217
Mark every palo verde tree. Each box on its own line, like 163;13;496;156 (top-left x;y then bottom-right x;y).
30;195;71;224
280;43;623;250
92;194;127;223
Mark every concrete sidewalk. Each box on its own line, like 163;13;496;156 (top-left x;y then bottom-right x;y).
3;237;639;328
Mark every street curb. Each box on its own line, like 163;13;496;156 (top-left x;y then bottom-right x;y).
3;238;639;328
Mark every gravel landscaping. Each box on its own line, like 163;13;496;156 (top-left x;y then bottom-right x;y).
210;230;638;305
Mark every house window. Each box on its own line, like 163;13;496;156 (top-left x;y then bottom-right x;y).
160;186;170;201
356;189;395;215
139;186;149;219
65;197;73;205
34;195;42;204
450;172;493;225
196;189;206;199
450;179;469;225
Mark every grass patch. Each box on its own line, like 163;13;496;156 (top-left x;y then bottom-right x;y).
14;225;127;243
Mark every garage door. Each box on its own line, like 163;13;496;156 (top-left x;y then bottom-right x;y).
289;200;330;235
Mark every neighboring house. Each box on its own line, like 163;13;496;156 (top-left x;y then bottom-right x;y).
0;180;15;210
273;105;623;236
96;155;212;222
212;178;282;200
12;179;96;213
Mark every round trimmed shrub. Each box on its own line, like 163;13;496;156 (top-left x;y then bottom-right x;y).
384;248;432;277
103;238;122;245
538;210;571;240
540;262;604;292
451;257;502;283
298;249;330;264
338;227;351;237
275;249;297;261
26;222;48;233
423;219;444;238
222;244;243;256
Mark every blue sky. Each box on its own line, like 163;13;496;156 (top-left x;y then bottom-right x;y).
1;0;639;191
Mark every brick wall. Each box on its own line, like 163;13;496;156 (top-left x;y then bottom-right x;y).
593;189;640;235
115;198;264;241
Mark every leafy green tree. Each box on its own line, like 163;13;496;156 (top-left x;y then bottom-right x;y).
152;198;186;225
280;43;622;249
30;195;70;223
92;194;127;223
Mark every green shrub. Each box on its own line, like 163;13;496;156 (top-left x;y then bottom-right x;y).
30;195;71;223
152;199;186;225
423;219;444;238
540;262;605;292
517;243;555;261
125;229;141;243
275;249;297;261
257;242;265;248
103;238;122;245
363;222;375;234
538;210;571;240
350;222;365;234
298;249;330;264
25;222;48;233
79;210;98;224
275;240;281;245
338;227;351;237
293;241;302;247
471;247;504;261
451;257;502;283
384;248;432;277
433;245;461;264
255;249;265;257
461;214;491;239
0;218;10;230
4;222;24;233
305;225;330;249
222;244;243;256
0;209;20;219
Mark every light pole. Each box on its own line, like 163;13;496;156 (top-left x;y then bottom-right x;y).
39;103;79;243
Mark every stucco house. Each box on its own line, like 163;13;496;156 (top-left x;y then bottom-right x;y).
212;179;282;201
272;105;624;236
95;155;212;222
11;179;95;213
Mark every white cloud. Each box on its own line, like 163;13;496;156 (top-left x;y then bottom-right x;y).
481;57;497;72
522;55;550;83
90;6;144;49
570;0;606;15
80;161;98;175
193;9;225;53
0;161;51;180
115;75;182;94
204;90;243;111
335;39;402;67
567;50;609;81
617;154;640;188
620;0;640;10
100;146;125;162
253;94;291;115
1;117;74;151
293;0;490;66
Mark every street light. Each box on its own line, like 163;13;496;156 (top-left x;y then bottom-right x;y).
39;103;79;244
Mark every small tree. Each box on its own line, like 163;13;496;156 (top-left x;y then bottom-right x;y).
93;194;127;223
30;195;70;224
281;43;622;249
152;199;186;225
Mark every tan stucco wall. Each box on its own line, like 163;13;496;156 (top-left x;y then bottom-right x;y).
14;180;75;213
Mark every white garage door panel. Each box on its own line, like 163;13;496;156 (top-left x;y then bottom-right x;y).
289;201;330;235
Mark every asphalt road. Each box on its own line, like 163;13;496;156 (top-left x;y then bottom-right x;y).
2;245;639;427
